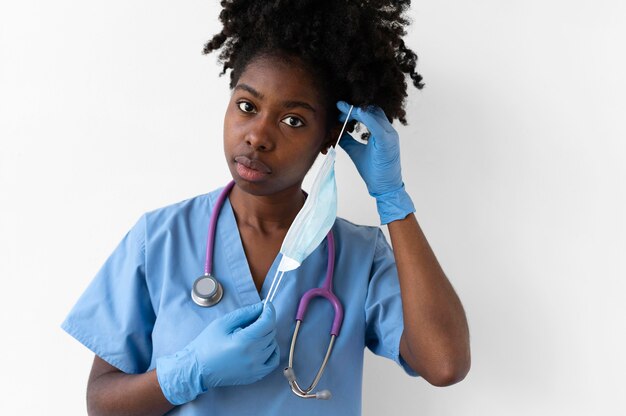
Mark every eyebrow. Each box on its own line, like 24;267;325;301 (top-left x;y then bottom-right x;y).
283;100;317;113
235;83;263;99
234;83;317;113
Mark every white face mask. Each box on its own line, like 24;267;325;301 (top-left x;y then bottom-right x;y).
264;105;354;304
278;145;339;272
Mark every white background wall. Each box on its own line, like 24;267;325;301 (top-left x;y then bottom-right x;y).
1;1;624;414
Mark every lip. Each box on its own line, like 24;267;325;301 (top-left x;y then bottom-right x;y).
234;156;272;173
234;155;272;182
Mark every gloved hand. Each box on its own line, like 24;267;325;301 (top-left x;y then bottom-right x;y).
156;302;280;405
337;101;415;224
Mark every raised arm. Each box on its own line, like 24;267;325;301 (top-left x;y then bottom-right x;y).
388;214;470;386
337;101;470;386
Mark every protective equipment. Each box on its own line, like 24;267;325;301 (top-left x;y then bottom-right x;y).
275;146;339;273
336;101;415;224
156;302;280;405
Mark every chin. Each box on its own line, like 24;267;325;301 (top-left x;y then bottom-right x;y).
229;172;274;196
233;177;304;199
233;179;269;196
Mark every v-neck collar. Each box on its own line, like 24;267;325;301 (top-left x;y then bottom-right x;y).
218;195;283;305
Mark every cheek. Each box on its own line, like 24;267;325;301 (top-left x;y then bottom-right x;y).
309;127;331;154
296;139;325;171
223;108;240;146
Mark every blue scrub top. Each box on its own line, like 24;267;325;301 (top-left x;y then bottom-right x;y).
62;185;417;415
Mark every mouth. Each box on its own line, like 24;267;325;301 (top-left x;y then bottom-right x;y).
234;155;272;182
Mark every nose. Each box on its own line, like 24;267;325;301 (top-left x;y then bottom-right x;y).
245;116;275;151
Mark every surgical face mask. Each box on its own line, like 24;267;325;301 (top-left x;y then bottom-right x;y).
278;145;338;272
264;105;354;304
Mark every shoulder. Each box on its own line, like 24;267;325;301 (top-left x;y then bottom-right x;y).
333;217;390;256
334;216;380;239
140;187;224;230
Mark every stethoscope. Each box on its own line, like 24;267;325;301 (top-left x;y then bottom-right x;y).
192;180;344;400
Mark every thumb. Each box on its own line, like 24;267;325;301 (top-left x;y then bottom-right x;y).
242;302;276;338
218;302;263;333
339;134;365;160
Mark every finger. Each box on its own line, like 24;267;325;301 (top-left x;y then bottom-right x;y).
358;104;391;128
220;302;263;333
336;100;354;117
349;108;393;143
241;301;276;338
338;134;365;157
258;337;279;363
338;100;386;126
247;327;277;348
337;102;400;156
363;105;391;125
338;102;395;142
263;343;280;368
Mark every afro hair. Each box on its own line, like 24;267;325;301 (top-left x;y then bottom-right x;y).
204;0;423;124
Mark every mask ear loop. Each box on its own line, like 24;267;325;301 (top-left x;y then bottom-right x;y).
334;105;354;148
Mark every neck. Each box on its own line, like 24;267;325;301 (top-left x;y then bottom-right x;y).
229;183;305;234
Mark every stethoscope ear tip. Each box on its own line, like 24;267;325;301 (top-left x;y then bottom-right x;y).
284;366;332;400
283;367;296;382
316;390;331;400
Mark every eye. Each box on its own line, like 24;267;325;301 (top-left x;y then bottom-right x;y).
281;116;305;128
237;101;256;113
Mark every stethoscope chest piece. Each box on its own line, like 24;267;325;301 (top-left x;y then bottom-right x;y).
192;274;223;307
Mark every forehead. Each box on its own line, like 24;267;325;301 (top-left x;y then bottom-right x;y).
235;55;326;107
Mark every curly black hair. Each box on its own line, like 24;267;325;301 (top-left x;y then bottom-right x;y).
203;0;423;125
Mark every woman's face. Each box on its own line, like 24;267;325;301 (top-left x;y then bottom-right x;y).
223;54;335;197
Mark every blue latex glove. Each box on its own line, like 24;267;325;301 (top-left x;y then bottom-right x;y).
156;302;280;405
337;101;415;224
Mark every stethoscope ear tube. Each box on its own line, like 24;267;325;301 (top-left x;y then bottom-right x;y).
281;230;342;399
193;181;236;308
283;320;337;399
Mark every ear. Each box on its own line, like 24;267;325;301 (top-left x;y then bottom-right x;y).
320;124;342;155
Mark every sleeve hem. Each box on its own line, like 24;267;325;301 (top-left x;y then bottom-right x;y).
60;318;139;375
386;330;420;378
395;350;420;378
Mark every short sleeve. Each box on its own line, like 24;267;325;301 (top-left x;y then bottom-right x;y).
61;215;155;374
364;229;419;377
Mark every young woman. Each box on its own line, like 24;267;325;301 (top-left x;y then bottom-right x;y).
62;1;470;414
